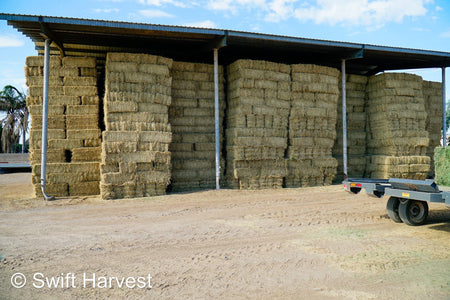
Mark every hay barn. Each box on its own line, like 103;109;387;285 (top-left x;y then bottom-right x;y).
2;14;449;199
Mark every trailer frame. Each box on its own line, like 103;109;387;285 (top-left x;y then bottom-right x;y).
343;178;450;226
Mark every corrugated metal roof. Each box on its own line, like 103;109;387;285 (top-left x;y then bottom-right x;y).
2;13;450;75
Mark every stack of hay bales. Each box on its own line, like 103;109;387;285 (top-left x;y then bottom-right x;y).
434;147;450;186
26;56;101;197
100;53;172;199
225;59;290;189
422;80;443;177
169;61;225;191
333;74;368;182
286;64;339;187
365;73;430;179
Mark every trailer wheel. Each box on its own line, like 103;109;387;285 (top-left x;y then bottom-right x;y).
398;200;429;226
386;197;402;223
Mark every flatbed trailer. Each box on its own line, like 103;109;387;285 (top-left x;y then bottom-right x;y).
343;178;450;226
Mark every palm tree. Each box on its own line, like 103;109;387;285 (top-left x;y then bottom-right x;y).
0;85;28;153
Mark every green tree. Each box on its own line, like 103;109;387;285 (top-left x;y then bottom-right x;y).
446;100;450;132
0;85;28;153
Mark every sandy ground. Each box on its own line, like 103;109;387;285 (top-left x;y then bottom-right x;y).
0;173;449;299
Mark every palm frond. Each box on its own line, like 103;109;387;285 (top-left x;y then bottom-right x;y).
0;85;28;152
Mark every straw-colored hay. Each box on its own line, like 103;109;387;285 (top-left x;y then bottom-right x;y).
225;59;291;189
30;149;66;164
365;73;432;180
26;55;102;197
63;77;97;86
285;63;340;187
333;74;368;182
100;53;173;199
27;51;440;196
168;61;225;191
69;181;100;196
34;183;69;197
48;139;83;149
66;129;101;140
66;115;99;129
423;80;443;177
365;155;430;179
62;56;96;68
72;147;102;162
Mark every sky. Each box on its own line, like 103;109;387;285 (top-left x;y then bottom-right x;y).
1;0;450;98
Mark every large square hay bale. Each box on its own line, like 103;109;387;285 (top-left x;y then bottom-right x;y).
25;55;102;197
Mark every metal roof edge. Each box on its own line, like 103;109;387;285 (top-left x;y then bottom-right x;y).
228;30;363;50
364;44;450;58
2;13;450;61
0;13;226;36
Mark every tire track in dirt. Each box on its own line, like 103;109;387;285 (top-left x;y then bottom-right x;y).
1;184;449;299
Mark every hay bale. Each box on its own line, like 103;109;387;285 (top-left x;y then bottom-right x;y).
333;74;368;182
67;105;99;115
25;55;102;197
80;68;97;77
64;77;97;86
28;105;65;116
64;86;98;96
29;86;64;96
169;61;225;190
286;63;340;186
62;56;96;68
101;53;173;199
423;80;443;177
30;115;66;130
29;129;66;146
30;149;66;163
72;147;101;162
81;96;100;105
26;76;63;87
365;155;430;180
34;183;69;197
67;129;101;140
69;181;100;196
66;115;98;129
48;139;83;149
225;59;291;189
26;56;61;67
365;73;431;179
52;67;79;77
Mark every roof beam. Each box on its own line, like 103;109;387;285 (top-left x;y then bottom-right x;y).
365;66;383;76
39;18;65;57
204;34;227;52
345;48;364;60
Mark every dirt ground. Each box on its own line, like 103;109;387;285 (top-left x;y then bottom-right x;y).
0;173;449;299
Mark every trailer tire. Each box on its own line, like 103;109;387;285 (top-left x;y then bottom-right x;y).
399;200;429;226
386;197;402;223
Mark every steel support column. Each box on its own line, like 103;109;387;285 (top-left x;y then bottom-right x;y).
41;39;54;200
341;59;348;179
214;48;220;189
443;67;447;146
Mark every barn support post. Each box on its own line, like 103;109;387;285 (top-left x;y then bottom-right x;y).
41;39;54;201
214;48;220;189
442;67;447;146
341;59;348;179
